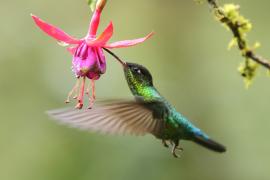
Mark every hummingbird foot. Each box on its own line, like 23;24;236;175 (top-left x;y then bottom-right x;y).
162;140;169;148
176;146;184;151
171;140;183;158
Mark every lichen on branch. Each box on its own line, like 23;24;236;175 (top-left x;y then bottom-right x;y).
198;0;270;87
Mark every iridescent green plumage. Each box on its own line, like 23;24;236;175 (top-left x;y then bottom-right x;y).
123;62;226;156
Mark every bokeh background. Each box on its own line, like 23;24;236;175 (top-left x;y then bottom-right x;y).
1;0;270;180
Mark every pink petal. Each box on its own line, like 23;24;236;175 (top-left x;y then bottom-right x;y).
87;10;101;37
31;14;81;44
104;31;154;49
86;22;113;47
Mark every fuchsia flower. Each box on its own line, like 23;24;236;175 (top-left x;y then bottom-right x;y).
31;0;153;109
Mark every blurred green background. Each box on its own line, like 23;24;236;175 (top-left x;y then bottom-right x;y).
1;0;270;180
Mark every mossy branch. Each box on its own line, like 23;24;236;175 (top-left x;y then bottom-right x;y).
205;0;270;87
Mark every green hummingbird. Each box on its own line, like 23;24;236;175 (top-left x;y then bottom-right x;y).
48;50;226;157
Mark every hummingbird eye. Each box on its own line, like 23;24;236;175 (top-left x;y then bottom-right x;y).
133;67;142;74
126;63;153;86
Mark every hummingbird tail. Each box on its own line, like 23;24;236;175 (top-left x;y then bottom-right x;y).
193;134;226;153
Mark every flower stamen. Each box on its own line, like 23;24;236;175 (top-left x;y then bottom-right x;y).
76;77;86;109
87;79;96;109
86;81;91;96
65;78;80;103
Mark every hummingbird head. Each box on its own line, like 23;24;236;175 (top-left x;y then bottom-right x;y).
123;62;153;87
123;62;156;97
102;48;154;96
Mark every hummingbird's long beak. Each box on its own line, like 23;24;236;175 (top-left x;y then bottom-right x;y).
103;48;127;68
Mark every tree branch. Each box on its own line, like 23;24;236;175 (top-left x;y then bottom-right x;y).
206;0;270;85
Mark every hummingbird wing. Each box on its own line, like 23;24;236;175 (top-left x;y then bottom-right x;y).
47;100;163;136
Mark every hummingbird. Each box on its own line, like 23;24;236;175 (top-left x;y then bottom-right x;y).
48;49;226;157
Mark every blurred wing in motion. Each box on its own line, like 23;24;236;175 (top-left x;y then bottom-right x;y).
47;100;163;136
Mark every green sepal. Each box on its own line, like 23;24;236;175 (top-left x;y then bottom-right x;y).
87;0;97;12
